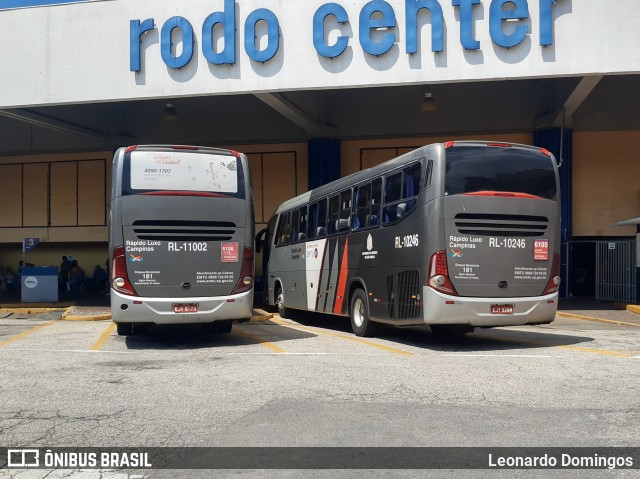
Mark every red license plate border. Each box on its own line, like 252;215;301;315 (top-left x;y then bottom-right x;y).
491;304;514;315
173;303;199;313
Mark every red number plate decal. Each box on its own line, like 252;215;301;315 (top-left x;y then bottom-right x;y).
173;303;199;313
491;304;514;315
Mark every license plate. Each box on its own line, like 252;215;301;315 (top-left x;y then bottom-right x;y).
173;303;198;313
491;304;514;315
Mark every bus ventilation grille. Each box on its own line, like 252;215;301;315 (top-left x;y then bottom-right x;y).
387;271;422;319
132;220;236;241
454;213;548;237
398;270;421;319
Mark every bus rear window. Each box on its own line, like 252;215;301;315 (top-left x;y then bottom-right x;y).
124;150;243;196
445;146;557;200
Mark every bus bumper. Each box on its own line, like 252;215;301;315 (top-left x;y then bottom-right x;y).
110;289;253;325
422;286;558;327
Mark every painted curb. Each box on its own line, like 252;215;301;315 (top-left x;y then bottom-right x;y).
61;312;112;321
0;308;66;315
626;304;640;315
250;312;274;322
556;311;640;327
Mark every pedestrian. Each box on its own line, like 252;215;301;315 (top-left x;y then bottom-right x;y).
69;260;86;297
60;255;72;293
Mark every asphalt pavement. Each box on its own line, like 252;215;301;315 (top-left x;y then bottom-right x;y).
1;295;639;326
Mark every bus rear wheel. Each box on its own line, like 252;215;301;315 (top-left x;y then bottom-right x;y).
116;322;133;336
350;289;379;337
276;287;291;319
430;324;474;337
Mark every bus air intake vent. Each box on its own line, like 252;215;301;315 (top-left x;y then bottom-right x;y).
397;270;421;319
132;220;236;241
454;214;548;237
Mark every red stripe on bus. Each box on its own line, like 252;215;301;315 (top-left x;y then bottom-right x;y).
461;191;542;199
333;238;349;315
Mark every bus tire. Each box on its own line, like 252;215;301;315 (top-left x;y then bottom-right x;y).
116;322;133;336
430;324;473;337
216;321;232;334
350;289;378;337
276;286;291;319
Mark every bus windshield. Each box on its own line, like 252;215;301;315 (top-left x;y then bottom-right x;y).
123;149;244;197
444;145;557;200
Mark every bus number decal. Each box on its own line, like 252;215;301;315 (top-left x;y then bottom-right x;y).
489;238;526;249
168;242;209;252
395;234;419;249
221;242;239;262
534;239;549;260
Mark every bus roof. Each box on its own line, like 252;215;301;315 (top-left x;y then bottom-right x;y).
274;141;553;215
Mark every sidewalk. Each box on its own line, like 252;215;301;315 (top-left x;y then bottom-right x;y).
556;297;640;327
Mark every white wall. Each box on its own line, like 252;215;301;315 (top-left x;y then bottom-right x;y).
1;0;639;108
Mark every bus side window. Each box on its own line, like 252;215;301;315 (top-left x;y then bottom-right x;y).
317;198;327;237
328;194;340;235
370;178;381;226
297;205;307;242
338;190;351;232
403;163;422;215
425;159;434;187
383;172;402;224
308;202;318;240
291;208;300;243
275;212;291;247
353;182;371;231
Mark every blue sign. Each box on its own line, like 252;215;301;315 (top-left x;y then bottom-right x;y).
131;0;563;72
23;237;40;252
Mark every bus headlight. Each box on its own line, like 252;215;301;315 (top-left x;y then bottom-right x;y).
114;278;126;288
430;275;446;287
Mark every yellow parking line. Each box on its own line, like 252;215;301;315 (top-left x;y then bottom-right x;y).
0;320;57;348
474;332;635;359
271;317;413;357
89;323;116;351
233;328;286;353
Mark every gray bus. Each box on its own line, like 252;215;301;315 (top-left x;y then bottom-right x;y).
262;141;561;336
109;145;254;336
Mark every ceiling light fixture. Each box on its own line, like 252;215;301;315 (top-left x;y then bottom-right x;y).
163;102;178;121
420;90;437;111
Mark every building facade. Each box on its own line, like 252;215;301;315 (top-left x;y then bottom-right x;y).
1;0;639;298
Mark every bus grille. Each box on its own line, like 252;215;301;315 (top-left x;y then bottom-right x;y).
387;270;422;319
132;220;236;241
454;214;548;237
398;270;421;319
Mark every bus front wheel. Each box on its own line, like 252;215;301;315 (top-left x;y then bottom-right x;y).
276;287;291;319
350;289;379;337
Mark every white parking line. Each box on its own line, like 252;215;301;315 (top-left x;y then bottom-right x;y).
442;354;553;358
0;348;133;354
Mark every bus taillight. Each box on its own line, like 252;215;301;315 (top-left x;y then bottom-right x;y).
111;246;138;296
543;253;561;295
231;247;254;295
428;250;458;296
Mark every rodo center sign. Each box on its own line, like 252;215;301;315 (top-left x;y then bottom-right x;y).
130;0;563;72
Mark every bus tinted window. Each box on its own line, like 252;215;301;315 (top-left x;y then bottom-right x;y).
445;146;557;200
338;190;351;232
353;178;382;230
383;164;421;224
123;149;245;198
297;206;307;242
275;212;291;247
328;194;340;235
